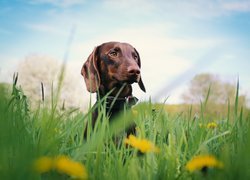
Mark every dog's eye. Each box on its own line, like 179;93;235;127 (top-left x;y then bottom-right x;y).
133;54;138;60
109;51;117;57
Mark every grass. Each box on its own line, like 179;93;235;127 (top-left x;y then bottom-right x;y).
0;74;250;180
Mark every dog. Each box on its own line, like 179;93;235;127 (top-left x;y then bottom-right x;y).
81;42;146;137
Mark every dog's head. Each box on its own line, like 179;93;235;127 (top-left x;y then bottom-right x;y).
81;42;146;93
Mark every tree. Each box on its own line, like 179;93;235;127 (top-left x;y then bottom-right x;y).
182;73;246;106
17;54;89;110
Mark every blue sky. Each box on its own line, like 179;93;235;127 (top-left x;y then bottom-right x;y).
0;0;250;104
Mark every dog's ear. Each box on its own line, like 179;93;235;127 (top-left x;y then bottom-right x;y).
138;78;146;92
134;48;146;92
81;46;100;93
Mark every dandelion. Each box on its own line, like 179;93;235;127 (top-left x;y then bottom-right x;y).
33;155;88;179
124;134;160;153
54;155;88;179
186;155;224;173
33;156;53;173
207;122;217;129
199;122;218;129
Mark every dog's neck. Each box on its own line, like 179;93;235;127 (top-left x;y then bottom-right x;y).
99;83;132;98
96;94;138;111
97;83;137;113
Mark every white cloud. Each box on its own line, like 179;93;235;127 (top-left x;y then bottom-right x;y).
103;0;155;14
24;23;67;35
222;1;250;12
100;0;250;21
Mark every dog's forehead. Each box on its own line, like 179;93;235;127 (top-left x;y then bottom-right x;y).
100;42;134;53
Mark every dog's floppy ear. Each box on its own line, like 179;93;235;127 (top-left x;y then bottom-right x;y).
134;48;146;92
81;46;100;93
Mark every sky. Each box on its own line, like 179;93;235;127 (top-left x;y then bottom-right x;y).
0;0;250;105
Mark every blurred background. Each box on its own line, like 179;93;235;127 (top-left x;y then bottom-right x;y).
0;0;250;110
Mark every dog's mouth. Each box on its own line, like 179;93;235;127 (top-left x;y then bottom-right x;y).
126;78;138;84
112;75;139;85
123;75;140;85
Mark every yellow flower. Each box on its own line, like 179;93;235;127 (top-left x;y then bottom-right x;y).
186;155;224;172
33;155;88;179
54;156;88;179
207;122;217;129
124;135;160;153
33;156;54;173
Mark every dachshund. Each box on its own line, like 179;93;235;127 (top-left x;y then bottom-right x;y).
81;42;146;137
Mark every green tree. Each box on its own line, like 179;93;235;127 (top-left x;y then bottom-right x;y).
182;73;246;106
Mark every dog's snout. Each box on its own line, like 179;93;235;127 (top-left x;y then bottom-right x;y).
127;66;140;75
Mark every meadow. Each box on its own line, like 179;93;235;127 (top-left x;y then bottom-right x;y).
0;74;250;180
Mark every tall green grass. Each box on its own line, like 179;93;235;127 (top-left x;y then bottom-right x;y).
0;74;249;179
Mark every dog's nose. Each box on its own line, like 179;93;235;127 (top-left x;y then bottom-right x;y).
127;66;140;75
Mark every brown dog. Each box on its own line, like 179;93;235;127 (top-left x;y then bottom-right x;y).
81;42;146;137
